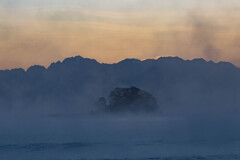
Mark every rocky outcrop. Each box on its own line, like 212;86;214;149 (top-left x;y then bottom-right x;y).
95;87;159;113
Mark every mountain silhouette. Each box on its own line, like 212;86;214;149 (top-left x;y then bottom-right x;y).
0;55;239;113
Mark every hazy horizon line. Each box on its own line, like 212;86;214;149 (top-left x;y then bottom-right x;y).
2;55;237;71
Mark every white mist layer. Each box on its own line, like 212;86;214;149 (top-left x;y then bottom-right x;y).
0;111;240;160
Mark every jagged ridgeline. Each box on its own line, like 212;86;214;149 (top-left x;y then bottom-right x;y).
0;55;240;113
95;87;159;113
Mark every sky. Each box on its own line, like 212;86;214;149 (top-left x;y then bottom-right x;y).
0;0;240;69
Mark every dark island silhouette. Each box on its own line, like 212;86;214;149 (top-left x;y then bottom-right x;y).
95;87;159;113
0;55;240;114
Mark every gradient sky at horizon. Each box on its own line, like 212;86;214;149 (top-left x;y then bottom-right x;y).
0;0;240;69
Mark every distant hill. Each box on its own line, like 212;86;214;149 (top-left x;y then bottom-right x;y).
0;56;240;114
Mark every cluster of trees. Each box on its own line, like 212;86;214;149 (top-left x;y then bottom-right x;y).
95;87;159;113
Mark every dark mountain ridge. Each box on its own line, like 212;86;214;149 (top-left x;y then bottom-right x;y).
0;56;240;113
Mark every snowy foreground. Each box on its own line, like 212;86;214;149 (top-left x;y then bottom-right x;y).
0;114;240;160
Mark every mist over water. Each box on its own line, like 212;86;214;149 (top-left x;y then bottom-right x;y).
1;108;240;160
1;0;240;159
1;57;240;159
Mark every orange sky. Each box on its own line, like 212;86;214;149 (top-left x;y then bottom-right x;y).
0;0;240;69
